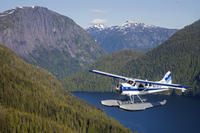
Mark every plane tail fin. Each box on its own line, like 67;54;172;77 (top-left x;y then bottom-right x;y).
160;71;172;84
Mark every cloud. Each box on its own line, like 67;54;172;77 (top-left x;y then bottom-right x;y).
90;18;107;25
91;9;107;14
177;0;182;3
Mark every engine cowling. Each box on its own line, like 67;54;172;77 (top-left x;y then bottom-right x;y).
116;84;122;94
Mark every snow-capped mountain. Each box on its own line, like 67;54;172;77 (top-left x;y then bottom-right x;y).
120;20;155;28
86;21;178;53
90;24;106;30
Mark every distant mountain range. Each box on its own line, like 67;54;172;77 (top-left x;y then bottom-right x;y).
0;6;105;79
86;21;177;53
63;19;200;96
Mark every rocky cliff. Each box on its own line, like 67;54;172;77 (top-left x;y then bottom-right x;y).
0;6;105;79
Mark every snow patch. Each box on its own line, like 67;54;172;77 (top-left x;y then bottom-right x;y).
0;9;15;17
143;24;155;28
86;20;158;32
121;20;139;27
93;24;105;29
120;20;156;29
0;14;7;17
7;10;15;15
87;24;106;30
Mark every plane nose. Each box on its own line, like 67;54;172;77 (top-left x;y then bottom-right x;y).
116;84;122;94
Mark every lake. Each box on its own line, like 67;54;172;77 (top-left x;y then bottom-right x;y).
73;92;200;133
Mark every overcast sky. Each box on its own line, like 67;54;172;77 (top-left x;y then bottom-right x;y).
1;0;200;29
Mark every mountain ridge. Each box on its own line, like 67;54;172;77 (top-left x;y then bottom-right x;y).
86;21;177;53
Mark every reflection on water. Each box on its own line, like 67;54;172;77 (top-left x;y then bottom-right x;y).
73;92;200;133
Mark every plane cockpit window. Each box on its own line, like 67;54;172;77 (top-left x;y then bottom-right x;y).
127;80;133;84
138;84;144;88
133;83;136;86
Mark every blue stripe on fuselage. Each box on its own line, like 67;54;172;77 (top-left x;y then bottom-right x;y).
121;86;168;91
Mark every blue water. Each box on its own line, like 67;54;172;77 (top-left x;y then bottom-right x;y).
73;92;200;133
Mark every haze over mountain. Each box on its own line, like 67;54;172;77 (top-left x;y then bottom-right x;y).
0;44;131;133
63;19;200;96
86;21;177;53
0;6;105;79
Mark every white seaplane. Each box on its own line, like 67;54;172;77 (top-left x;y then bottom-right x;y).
89;70;188;111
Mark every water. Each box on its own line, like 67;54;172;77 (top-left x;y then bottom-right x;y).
73;92;200;133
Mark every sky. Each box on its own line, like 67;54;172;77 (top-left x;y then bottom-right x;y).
1;0;200;29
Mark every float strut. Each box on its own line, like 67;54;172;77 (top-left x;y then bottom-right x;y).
129;95;134;104
137;95;144;103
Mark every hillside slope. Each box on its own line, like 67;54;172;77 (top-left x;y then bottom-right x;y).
0;6;105;79
87;21;177;53
122;19;200;96
62;50;144;91
0;45;131;133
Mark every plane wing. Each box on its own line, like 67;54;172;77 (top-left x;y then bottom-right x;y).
89;70;128;81
135;79;188;88
89;69;188;92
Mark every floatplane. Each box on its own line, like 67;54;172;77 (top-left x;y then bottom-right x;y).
89;70;188;111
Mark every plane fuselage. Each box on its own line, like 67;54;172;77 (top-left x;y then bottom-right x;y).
118;82;169;95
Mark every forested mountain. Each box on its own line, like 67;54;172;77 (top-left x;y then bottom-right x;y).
86;21;177;53
0;45;131;133
62;50;144;91
63;19;200;96
0;6;105;79
122;19;200;96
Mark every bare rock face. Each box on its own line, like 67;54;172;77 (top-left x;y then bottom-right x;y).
0;6;105;79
